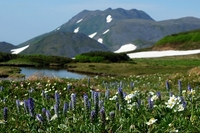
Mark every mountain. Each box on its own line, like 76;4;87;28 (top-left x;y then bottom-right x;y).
0;42;18;53
16;8;200;57
57;8;200;51
19;31;109;57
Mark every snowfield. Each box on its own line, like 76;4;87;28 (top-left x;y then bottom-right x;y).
11;45;29;54
127;50;200;58
114;43;200;58
114;44;137;53
74;27;79;33
98;38;103;43
76;19;83;23
106;15;112;23
103;29;110;34
88;32;97;38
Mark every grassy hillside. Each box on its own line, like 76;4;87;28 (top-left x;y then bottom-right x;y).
154;29;200;50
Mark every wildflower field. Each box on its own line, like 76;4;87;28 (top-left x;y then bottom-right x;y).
0;73;200;132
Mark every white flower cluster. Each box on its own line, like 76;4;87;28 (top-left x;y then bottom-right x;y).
165;95;184;112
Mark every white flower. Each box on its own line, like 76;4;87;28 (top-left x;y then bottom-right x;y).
125;94;135;103
50;114;58;121
146;118;157;125
177;104;184;112
109;95;117;101
170;128;179;132
151;95;158;101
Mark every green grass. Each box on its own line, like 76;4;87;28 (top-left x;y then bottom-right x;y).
0;71;200;132
155;29;200;50
67;54;200;76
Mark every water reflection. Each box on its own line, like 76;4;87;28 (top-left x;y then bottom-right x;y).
20;67;87;79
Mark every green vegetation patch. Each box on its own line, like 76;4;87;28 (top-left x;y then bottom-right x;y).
155;29;200;50
75;51;130;63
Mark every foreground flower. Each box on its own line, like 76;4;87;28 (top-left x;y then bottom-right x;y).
36;114;44;124
146;118;157;125
3;107;8;121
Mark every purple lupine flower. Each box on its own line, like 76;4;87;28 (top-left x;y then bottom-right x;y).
90;110;96;123
130;82;134;90
83;94;89;110
91;90;95;102
148;97;153;109
94;91;99;118
28;98;34;117
118;87;125;105
99;100;104;109
178;80;182;96
0;86;4;91
41;90;45;98
36;114;44;124
105;89;110;99
16;100;20;113
169;92;173;97
69;101;72;110
87;77;90;87
24;100;28;114
63;102;68;115
54;103;59;115
45;110;51;122
45;93;50;101
180;96;187;109
3;107;8;121
166;81;170;91
100;107;106;124
119;81;122;88
55;91;60;105
109;111;115;121
116;102;120;111
42;108;46;116
67;84;71;91
188;84;192;91
137;99;141;108
71;93;76;110
157;92;161;101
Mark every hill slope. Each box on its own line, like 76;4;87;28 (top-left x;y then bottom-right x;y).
153;29;200;50
0;42;18;53
20;31;109;57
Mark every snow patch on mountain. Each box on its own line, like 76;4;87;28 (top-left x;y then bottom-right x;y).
98;38;103;43
106;15;112;23
127;50;200;58
76;19;83;23
88;32;97;38
114;44;137;53
11;45;29;54
56;27;60;30
74;27;79;33
103;29;110;34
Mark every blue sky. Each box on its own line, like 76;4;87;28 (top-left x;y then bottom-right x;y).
1;0;199;45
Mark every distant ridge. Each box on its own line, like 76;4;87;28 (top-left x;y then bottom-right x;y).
0;42;18;53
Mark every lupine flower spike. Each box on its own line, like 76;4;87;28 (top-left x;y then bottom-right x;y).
3;107;8;122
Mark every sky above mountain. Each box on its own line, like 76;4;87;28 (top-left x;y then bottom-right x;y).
1;0;199;45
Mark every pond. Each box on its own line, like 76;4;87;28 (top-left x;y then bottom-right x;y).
20;67;87;79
